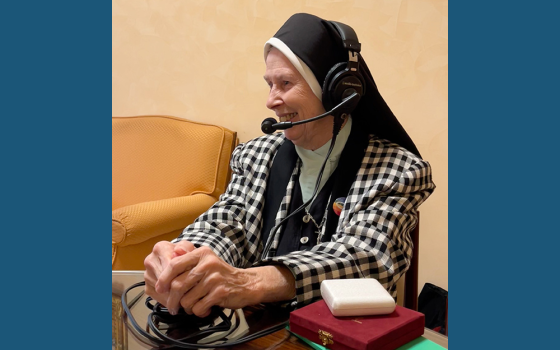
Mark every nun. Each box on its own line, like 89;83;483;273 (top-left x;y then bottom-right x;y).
144;13;436;318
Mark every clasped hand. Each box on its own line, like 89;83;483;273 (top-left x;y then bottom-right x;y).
144;241;255;318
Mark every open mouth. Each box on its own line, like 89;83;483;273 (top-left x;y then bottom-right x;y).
279;112;298;122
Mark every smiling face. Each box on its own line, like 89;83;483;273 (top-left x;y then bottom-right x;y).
264;48;333;150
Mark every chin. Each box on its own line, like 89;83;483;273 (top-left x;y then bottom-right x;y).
283;128;304;146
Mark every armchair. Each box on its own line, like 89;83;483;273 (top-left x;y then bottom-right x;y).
396;212;420;310
112;115;237;270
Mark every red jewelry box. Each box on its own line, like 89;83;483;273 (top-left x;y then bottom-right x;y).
289;300;425;350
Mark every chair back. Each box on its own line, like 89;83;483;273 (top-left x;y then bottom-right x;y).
397;212;420;310
112;115;237;210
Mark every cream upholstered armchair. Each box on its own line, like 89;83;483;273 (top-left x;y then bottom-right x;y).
112;115;238;270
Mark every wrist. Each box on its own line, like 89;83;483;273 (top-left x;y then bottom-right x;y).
250;265;296;304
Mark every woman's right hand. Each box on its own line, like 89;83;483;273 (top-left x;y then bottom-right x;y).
144;240;195;306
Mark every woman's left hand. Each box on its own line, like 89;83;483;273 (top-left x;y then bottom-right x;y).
155;246;256;317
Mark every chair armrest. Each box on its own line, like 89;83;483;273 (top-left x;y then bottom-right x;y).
112;193;217;247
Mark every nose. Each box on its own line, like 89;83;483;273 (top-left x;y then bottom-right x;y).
266;88;282;110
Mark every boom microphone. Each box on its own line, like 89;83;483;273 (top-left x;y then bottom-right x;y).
260;118;278;134
260;91;359;134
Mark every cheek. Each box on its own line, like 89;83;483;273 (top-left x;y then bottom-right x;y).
298;93;325;117
287;88;311;109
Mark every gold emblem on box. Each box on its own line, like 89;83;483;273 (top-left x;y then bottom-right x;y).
318;329;334;346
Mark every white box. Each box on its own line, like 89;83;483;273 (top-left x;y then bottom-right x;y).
320;278;396;317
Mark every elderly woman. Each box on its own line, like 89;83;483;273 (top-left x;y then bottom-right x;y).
144;13;435;318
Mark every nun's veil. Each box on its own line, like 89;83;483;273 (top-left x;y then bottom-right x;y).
267;13;421;158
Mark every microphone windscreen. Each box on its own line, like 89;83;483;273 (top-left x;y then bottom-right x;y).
261;118;277;134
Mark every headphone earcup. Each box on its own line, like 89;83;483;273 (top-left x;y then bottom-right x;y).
322;62;346;111
322;62;365;113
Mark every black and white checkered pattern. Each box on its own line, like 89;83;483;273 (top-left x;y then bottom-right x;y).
173;133;435;306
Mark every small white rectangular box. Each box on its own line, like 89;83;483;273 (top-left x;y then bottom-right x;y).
320;278;396;317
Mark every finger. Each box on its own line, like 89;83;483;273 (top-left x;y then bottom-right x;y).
145;241;175;280
175;240;196;253
154;242;176;275
171;247;187;259
171;241;195;258
144;270;157;287
144;279;169;307
156;253;201;294
187;270;233;318
178;278;210;315
144;255;163;283
190;288;224;318
165;270;205;315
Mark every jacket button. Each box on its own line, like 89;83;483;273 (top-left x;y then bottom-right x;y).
300;236;309;244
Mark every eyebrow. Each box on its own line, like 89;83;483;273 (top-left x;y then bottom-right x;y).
263;73;296;82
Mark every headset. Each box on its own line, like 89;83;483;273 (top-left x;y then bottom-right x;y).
322;21;366;115
261;20;365;135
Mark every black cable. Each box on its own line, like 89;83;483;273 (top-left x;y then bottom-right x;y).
121;281;289;349
261;114;347;258
147;301;234;343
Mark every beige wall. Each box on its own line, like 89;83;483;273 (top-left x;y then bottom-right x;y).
112;0;448;293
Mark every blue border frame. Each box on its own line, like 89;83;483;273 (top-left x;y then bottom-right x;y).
2;2;106;348
451;1;558;348
4;1;559;348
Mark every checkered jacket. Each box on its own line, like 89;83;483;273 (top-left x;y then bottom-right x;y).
173;132;435;306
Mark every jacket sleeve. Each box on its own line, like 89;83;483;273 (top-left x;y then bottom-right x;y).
259;140;436;306
172;141;261;268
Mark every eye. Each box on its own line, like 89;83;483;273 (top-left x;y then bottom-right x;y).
283;81;290;86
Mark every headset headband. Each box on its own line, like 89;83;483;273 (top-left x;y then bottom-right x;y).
330;21;361;72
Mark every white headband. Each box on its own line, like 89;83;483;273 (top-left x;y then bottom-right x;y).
264;37;323;101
